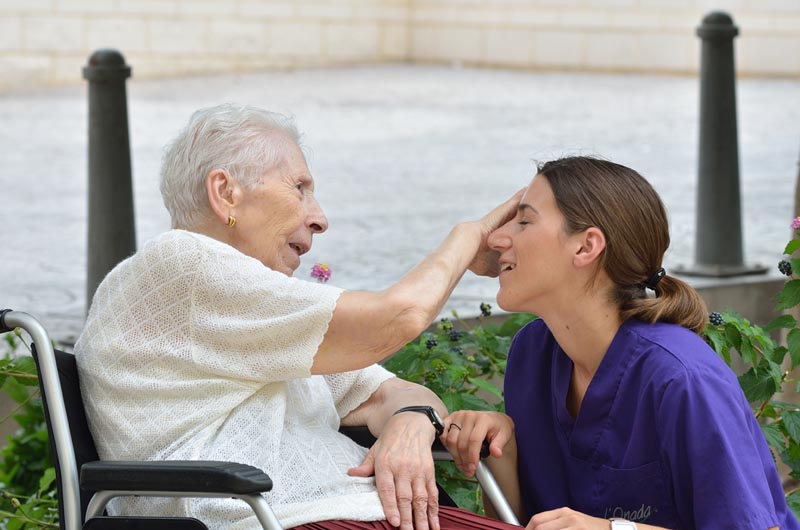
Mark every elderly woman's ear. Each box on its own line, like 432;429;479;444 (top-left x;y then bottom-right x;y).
205;169;239;226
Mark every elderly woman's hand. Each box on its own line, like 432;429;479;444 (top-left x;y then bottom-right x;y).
348;412;440;530
468;188;526;277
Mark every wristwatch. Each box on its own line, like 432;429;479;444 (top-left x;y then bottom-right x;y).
610;519;638;530
393;405;445;436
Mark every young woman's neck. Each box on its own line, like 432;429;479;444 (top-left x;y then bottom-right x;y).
541;284;622;379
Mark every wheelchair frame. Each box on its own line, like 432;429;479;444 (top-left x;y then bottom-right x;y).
0;309;520;530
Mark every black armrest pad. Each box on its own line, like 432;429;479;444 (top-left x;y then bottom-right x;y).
81;461;272;494
339;425;489;458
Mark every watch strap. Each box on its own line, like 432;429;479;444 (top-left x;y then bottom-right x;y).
610;519;638;530
393;405;445;436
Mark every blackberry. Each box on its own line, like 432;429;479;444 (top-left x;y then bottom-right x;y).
425;337;438;349
450;346;464;355
438;319;453;332
480;302;492;317
448;330;463;342
778;260;793;276
709;311;724;326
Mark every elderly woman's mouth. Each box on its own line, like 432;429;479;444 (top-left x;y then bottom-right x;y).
290;243;308;255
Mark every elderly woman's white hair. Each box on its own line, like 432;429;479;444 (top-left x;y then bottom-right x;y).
160;103;303;229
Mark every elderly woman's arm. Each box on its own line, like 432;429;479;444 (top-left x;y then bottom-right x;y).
312;190;522;375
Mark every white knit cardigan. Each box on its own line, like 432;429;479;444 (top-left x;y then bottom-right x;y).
76;230;394;529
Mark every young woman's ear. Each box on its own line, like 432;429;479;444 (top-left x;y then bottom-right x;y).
573;227;606;269
205;169;238;225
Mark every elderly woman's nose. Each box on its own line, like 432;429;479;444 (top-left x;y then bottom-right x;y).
307;197;328;234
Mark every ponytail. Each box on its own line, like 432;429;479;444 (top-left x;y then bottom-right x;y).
619;275;708;335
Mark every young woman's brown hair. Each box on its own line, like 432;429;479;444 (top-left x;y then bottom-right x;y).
538;156;708;334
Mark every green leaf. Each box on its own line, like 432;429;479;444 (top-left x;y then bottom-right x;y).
724;323;742;351
761;424;786;452
3;377;32;404
771;400;800;412
788;491;800;520
497;313;537;337
739;338;756;367
459;393;493;411
765;314;798;331
787;329;800;370
704;327;731;365
785;239;800;255
38;467;56;492
784;411;800;444
776;280;800;310
467;377;503;399
738;368;778;403
441;392;463;413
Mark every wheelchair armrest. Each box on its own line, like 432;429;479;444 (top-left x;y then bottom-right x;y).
339;425;489;458
80;460;272;494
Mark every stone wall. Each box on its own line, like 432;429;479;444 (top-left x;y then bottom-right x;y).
409;0;800;77
1;0;798;90
0;0;409;90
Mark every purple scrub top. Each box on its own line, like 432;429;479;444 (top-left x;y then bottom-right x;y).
505;318;799;530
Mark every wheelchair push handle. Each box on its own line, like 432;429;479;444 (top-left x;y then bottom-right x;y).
0;309;14;333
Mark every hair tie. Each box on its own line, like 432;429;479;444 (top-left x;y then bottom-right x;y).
644;268;666;290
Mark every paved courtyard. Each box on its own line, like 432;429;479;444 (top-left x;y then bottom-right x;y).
1;64;798;343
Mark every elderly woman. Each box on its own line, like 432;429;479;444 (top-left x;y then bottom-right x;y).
75;104;522;530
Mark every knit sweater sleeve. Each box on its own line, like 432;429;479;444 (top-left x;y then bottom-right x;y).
324;365;396;418
186;232;344;383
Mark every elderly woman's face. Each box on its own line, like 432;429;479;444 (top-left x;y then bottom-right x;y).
230;140;328;276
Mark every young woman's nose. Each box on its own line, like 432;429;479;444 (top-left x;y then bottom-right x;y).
487;220;513;251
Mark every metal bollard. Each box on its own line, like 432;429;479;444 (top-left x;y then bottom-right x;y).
83;49;136;311
680;12;766;277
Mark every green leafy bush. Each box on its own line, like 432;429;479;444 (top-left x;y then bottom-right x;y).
383;307;536;512
702;221;800;518
0;331;57;529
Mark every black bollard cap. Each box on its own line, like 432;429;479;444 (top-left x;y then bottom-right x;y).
83;49;132;82
696;11;739;40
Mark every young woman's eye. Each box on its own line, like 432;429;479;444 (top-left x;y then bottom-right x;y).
518;220;529;226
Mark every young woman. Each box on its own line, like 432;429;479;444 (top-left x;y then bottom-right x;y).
442;157;798;530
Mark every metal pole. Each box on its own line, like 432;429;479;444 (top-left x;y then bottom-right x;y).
83;49;136;310
680;12;766;277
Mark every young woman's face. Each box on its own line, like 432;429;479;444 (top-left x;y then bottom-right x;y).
488;175;577;313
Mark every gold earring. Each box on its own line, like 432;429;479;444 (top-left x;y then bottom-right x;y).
227;214;236;228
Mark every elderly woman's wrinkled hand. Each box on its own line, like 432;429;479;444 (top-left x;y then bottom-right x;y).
468;188;526;277
348;413;440;530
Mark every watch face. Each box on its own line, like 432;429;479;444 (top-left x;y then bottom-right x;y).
431;409;444;426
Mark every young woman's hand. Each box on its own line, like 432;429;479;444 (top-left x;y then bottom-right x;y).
526;507;610;529
441;410;515;477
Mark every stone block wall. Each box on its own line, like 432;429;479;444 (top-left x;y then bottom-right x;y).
0;0;409;90
0;0;798;91
409;0;800;76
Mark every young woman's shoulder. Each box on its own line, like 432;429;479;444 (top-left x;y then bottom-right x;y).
622;319;738;391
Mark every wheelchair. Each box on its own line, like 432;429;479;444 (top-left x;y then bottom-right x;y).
0;309;520;530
